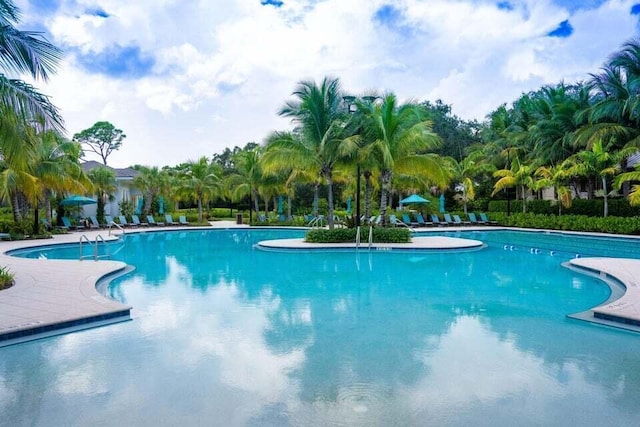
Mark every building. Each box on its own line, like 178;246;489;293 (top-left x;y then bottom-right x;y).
81;161;142;217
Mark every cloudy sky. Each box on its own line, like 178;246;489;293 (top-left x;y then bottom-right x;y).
16;0;640;168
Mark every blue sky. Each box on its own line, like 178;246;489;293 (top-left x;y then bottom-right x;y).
15;0;640;167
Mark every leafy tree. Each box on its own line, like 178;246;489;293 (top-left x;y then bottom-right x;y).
133;166;168;215
360;93;449;222
273;77;347;228
178;156;221;222
614;164;640;206
73;121;126;165
444;152;495;214
88;166;116;223
228;146;263;221
492;157;537;213
0;0;63;130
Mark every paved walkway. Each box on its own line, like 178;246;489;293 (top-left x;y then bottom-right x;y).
1;222;639;346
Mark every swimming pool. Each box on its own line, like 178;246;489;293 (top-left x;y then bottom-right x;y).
2;228;640;426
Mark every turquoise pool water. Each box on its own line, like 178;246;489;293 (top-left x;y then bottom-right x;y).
2;229;640;426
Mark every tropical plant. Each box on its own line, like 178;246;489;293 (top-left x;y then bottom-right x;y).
88;166;116;223
177;156;221;222
359;93;449;222
228;145;263;221
0;0;63;130
614;164;640;206
133;166;168;215
492;157;538;213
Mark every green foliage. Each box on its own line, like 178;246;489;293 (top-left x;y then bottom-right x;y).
497;213;640;234
305;227;411;243
0;266;14;290
73;121;126;165
119;199;134;217
488;199;640;217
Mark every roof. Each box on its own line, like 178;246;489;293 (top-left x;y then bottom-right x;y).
628;152;640;168
81;160;139;179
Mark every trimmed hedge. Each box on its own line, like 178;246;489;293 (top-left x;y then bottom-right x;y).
492;212;640;235
305;227;411;243
488;199;640;217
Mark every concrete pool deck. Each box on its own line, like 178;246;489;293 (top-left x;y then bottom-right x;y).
1;223;639;346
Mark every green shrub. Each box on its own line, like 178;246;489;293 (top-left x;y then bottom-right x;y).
305;227;411;243
496;213;640;235
489;198;640;217
0;266;14;290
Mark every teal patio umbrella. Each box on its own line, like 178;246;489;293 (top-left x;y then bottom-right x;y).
399;194;429;209
60;195;97;208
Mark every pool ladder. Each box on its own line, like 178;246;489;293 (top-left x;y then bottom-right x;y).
354;226;374;250
79;234;110;261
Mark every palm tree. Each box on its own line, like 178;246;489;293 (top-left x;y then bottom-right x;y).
88;166;116;223
361;93;449;222
614;163;640;206
31;130;90;233
274;77;347;228
444;152;495;214
492;157;537;213
133;166;168;215
533;163;573;215
178;157;221;222
228;146;263;222
0;0;63;130
565;140;635;217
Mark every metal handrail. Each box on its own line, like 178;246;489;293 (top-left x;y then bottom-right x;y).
109;221;125;236
79;235;91;260
94;234;110;260
355;226;361;249
368;226;373;249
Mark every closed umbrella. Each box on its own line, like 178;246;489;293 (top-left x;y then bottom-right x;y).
439;194;446;213
346;196;352;214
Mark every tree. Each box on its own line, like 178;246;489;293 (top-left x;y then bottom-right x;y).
492;157;537;213
360;94;449;222
133;166;168;216
0;0;63;131
178;156;221;222
88;166;116;223
73;121;126;165
273;77;347;228
614;164;640;206
444;152;495;214
228;145;263;222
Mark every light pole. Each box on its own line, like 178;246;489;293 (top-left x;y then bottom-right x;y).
342;95;360;227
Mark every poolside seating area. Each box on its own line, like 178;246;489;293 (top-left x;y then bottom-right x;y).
384;212;499;228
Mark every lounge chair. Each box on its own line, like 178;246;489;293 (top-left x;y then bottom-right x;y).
430;214;445;227
88;216;101;229
104;215;115;226
416;213;431;227
468;212;483;225
165;214;179;225
479;212;498;225
147;215;165;226
61;216;77;230
452;214;469;226
132;215;148;226
390;214;410;228
178;215;190;226
118;215;135;227
402;213;417;227
443;213;455;226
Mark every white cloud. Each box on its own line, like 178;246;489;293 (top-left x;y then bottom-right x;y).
17;0;640;166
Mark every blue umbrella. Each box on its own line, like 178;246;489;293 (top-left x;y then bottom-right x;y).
135;197;143;215
158;197;164;214
277;196;283;214
346;196;352;214
439;194;446;213
60;195;97;207
399;194;429;204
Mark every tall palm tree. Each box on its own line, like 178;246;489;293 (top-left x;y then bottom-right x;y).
31;130;90;233
88;166;116;223
178;156;221;222
614;163;640;206
492;157;537;213
133;166;168;215
228;146;263;222
274;77;347;228
533;163;573;215
444;152;495;214
0;0;63;130
565;140;635;217
361;93;449;222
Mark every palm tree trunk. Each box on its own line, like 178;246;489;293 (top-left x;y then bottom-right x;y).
313;182;319;217
11;192;20;223
33;197;40;235
521;185;527;213
252;188;260;217
380;170;392;225
364;171;372;219
287;192;292;220
44;189;52;224
144;191;153;215
325;168;335;229
197;195;203;222
602;176;608;217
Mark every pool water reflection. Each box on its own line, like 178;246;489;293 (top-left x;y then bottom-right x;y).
2;229;640;426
